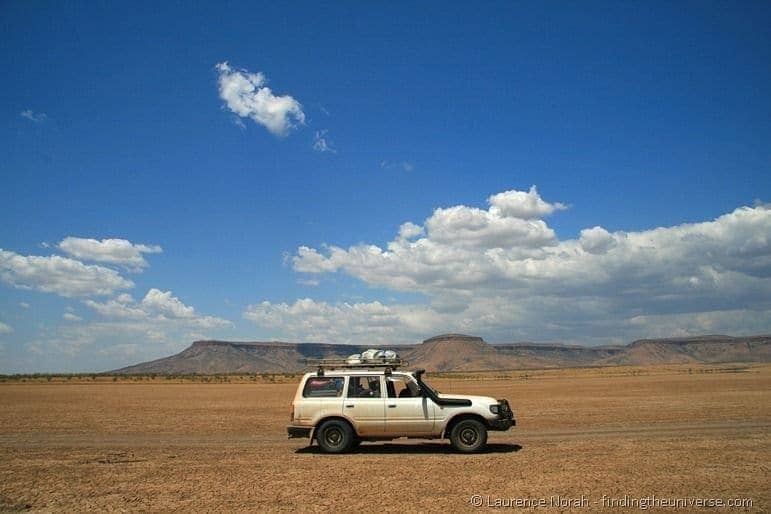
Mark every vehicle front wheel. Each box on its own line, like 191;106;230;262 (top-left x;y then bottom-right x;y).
316;420;354;453
449;419;488;453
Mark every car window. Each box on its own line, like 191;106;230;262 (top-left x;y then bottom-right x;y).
387;376;420;398
346;376;383;398
302;376;344;398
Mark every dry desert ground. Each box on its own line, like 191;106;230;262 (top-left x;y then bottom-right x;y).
1;364;769;512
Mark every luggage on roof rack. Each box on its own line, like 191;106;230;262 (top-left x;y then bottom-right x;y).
303;357;407;369
304;353;407;376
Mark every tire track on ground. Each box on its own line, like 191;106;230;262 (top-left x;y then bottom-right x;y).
1;421;768;448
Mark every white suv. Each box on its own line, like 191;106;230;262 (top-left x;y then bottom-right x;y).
286;363;515;453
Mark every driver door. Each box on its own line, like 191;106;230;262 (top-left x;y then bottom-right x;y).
384;375;435;436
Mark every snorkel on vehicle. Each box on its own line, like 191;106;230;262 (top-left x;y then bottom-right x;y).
413;368;472;407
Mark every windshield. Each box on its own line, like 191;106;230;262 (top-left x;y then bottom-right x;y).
421;379;439;395
408;374;439;395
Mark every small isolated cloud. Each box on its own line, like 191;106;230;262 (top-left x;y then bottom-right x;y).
0;249;133;298
380;160;414;172
58;237;162;269
20;109;47;123
62;312;82;322
0;322;13;335
313;130;336;153
216;62;305;136
19;302;30;309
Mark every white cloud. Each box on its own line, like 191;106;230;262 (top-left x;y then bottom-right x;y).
425;204;557;249
216;62;305;136
141;288;195;319
379;160;414;172
274;189;771;343
58;237;161;269
15;289;234;362
85;288;232;329
17;288;232;361
398;222;424;240
243;298;436;344
0;249;133;297
579;226;617;254
0;322;13;335
19;302;30;309
313;130;336;153
84;297;146;319
20;109;47;123
488;186;567;219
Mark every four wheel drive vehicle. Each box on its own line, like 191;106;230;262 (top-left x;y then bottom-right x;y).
286;359;515;453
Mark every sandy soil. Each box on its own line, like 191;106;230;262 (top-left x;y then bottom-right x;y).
1;364;769;512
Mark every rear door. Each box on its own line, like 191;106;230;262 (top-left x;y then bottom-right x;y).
343;375;386;436
299;375;345;423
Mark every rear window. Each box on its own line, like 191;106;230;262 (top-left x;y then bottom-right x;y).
303;376;345;398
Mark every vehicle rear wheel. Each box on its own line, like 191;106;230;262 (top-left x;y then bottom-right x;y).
316;420;354;453
449;419;487;453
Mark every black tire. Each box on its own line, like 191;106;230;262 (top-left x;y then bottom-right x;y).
316;420;354;454
449;418;488;453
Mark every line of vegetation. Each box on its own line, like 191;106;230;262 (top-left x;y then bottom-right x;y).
0;372;302;384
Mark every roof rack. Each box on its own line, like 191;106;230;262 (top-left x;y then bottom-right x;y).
304;357;407;376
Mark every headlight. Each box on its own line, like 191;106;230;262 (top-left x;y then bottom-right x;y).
489;404;500;415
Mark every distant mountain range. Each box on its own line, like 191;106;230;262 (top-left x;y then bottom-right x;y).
112;333;771;374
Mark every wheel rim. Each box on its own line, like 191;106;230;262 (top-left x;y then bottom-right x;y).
324;427;343;447
460;427;478;446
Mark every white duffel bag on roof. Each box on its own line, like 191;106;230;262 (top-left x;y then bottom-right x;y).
360;349;398;362
360;349;379;361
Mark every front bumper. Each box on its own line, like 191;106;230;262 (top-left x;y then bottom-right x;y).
489;398;515;431
287;425;312;438
488;418;516;431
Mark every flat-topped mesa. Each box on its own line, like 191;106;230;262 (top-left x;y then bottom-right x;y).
422;334;486;345
627;335;761;347
190;340;295;349
111;333;771;374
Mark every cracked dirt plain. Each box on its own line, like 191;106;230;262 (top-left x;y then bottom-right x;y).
1;364;769;513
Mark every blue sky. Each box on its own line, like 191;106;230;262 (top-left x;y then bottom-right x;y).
1;2;770;372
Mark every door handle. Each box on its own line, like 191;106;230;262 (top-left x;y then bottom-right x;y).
345;404;355;408
388;404;396;408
